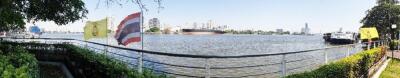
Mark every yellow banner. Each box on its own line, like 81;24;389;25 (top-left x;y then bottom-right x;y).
359;27;379;39
84;18;108;40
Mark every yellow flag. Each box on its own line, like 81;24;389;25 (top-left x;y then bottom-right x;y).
359;27;379;40
84;18;108;40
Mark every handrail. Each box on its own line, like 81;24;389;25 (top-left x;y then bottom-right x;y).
0;37;364;59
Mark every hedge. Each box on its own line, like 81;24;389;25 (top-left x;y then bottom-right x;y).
0;44;39;78
286;47;386;78
64;44;171;78
0;41;171;78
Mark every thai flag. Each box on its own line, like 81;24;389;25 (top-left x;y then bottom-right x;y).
115;12;141;46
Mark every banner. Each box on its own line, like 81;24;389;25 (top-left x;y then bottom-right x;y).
84;18;108;40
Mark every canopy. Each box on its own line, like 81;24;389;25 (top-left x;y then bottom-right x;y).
359;27;379;40
29;26;41;34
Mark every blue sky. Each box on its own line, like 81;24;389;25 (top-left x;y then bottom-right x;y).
27;0;377;33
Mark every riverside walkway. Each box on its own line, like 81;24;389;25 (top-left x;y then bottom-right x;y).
0;37;388;78
387;50;400;59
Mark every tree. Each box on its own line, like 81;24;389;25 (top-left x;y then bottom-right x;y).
147;27;160;32
361;0;400;39
0;0;88;31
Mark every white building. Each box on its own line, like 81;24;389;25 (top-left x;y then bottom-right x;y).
148;18;160;28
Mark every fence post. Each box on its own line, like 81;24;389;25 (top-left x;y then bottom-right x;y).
205;58;211;78
347;46;350;56
103;46;108;54
281;54;286;78
367;42;370;50
397;39;400;51
84;41;88;49
138;52;143;73
324;48;328;64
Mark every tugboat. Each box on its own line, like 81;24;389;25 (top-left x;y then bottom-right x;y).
323;33;331;41
324;28;358;44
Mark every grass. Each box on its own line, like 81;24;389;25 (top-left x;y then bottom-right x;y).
379;58;400;78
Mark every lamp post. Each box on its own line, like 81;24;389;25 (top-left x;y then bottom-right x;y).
392;24;396;59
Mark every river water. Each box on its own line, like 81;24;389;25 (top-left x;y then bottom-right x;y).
41;33;332;55
40;33;362;78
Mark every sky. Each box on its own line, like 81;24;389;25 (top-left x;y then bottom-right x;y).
26;0;377;33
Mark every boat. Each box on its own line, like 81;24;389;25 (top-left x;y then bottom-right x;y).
323;33;331;41
28;26;42;38
323;28;358;44
181;29;225;35
6;26;42;38
0;32;6;37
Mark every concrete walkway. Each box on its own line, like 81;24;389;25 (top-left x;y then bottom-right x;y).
387;50;400;59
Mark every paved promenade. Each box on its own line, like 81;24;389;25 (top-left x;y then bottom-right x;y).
387;50;400;59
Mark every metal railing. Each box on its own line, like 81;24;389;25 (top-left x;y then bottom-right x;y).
0;37;388;78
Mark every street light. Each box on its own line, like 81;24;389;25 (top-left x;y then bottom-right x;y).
392;24;397;29
392;24;397;39
391;24;397;59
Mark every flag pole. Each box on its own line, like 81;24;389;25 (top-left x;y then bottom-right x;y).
105;17;109;54
138;9;144;73
141;11;144;50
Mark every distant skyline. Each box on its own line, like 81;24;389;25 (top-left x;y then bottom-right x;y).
26;0;376;33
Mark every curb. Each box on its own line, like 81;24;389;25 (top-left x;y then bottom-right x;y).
371;58;391;78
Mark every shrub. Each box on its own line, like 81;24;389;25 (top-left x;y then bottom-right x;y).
64;44;170;78
286;47;386;78
0;41;170;78
0;44;39;78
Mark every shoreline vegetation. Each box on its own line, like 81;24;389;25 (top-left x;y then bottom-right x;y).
0;41;170;78
286;47;386;78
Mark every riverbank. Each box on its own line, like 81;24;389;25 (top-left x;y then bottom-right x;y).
0;41;169;78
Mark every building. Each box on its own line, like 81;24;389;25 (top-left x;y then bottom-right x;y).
301;23;311;35
276;29;284;34
163;26;182;34
206;20;215;29
148;18;160;28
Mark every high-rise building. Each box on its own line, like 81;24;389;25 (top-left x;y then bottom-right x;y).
301;23;311;35
148;18;160;28
192;22;198;29
207;20;214;29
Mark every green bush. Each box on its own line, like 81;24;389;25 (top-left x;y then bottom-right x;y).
64;44;170;78
0;41;170;78
0;44;39;78
286;47;386;78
